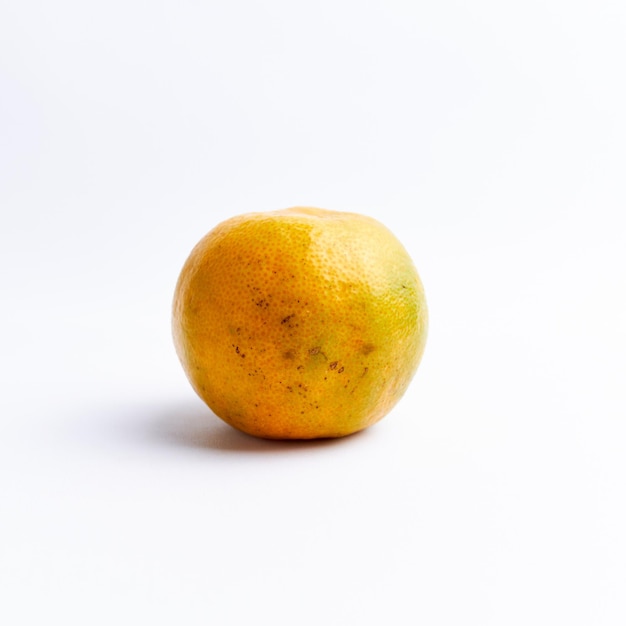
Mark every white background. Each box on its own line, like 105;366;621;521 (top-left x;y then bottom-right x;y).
1;1;625;624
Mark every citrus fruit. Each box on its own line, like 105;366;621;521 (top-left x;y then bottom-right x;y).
172;207;427;439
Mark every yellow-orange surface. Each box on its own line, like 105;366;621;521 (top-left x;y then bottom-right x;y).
172;207;427;439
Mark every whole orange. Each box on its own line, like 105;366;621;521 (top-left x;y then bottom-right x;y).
172;207;427;439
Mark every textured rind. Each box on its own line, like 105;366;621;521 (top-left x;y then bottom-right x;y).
172;207;428;439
